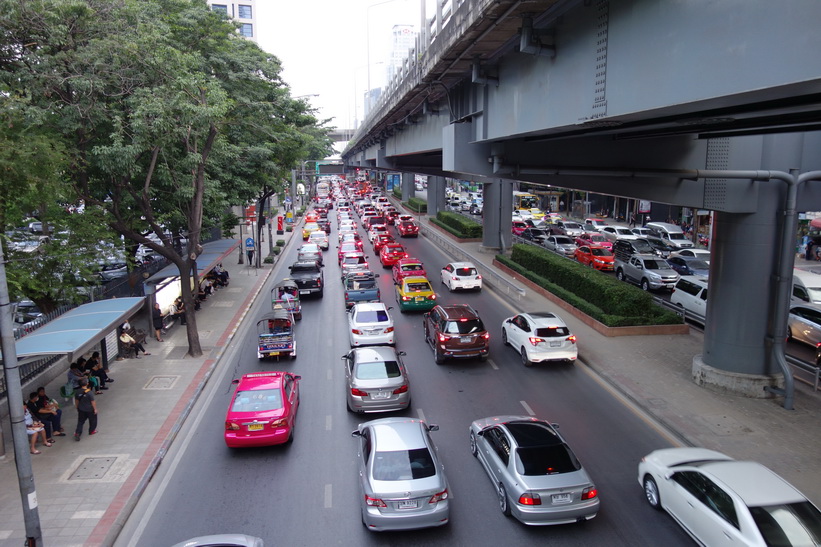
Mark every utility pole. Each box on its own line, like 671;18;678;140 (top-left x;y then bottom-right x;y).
0;240;43;545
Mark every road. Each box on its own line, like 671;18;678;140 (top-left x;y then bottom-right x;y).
117;210;693;546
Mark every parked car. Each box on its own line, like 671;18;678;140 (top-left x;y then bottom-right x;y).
224;371;300;447
343;346;409;412
788;302;821;348
574;245;614;271
395;276;436;312
423;304;489;364
470;416;599;525
638;447;821;546
348;302;395;347
501;312;578;366
544;235;577;258
352;418;449;531
666;256;710;277
440;262;482;291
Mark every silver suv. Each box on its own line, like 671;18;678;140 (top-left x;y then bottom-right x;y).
615;254;680;291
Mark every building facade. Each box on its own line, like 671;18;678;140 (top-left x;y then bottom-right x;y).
207;0;257;41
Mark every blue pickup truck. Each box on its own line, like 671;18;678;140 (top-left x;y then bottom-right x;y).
343;271;380;309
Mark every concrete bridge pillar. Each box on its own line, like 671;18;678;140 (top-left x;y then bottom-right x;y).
401;172;415;201
427;176;446;217
481;179;513;252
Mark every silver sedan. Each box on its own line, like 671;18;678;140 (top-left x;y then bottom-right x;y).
352;417;450;531
469;415;599;525
343;347;410;413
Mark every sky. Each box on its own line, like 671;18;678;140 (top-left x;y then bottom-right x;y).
256;0;430;132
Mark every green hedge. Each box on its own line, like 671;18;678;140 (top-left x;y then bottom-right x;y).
393;186;402;198
500;244;681;327
434;211;482;238
405;197;427;213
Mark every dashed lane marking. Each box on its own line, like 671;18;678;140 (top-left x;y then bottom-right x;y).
520;400;535;416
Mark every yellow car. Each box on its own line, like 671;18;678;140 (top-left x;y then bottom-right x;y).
395;276;437;312
528;208;546;220
302;222;320;240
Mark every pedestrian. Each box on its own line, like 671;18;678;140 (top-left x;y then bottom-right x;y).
36;386;65;437
25;404;51;454
120;329;149;358
73;378;98;441
629;213;636;228
152;302;165;342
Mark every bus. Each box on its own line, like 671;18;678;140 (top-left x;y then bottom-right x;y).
512;191;539;210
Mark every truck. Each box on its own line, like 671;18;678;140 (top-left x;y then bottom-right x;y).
288;260;324;297
615;253;680;291
343;271;381;309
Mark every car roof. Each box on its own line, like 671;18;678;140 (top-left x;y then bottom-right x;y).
395;258;422;265
352;302;388;312
368;418;427;451
502;420;563;447
401;275;431;284
236;371;287;391
699;460;806;506
447;261;476;268
521;312;569;327
437;304;480;320
352;345;399;363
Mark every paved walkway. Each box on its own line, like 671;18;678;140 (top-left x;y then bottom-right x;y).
0;207;819;546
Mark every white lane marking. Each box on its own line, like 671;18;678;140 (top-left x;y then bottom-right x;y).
487;358;499;370
416;409;426;423
324;483;333;508
326;415;332;431
520;400;535;416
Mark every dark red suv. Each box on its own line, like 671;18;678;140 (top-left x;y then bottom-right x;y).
423;304;489;364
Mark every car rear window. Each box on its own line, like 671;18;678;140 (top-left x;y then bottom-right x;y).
346;278;376;290
407;282;432;292
355;360;401;379
444;319;484;334
373;448;436;481
355;310;389;323
515;444;582;476
535;326;569;337
401;264;423;272
455;267;477;276
343;256;366;265
749;501;821;546
231;389;282;412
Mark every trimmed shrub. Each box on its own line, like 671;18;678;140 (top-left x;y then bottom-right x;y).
276;239;285;247
286;225;293;232
272;247;281;255
405;197;427;213
393;186;402;198
435;211;482;238
263;255;275;264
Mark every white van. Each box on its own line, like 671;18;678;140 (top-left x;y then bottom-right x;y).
671;275;708;323
645;222;694;249
792;269;821;304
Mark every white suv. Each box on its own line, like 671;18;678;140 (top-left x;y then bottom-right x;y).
671;276;708;323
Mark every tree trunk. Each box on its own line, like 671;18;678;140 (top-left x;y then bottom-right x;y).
178;258;202;357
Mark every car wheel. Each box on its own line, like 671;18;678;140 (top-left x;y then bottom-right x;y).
498;483;511;516
521;347;533;367
295;312;302;321
640;279;650;291
589;261;595;269
318;289;324;298
469;431;478;457
643;475;662;510
616;269;625;281
434;345;445;364
502;329;509;346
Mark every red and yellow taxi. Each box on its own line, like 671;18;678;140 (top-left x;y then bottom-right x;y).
302;222;320;240
392;258;427;285
224;371;300;447
395;276;437;312
379;243;408;268
574;245;615;271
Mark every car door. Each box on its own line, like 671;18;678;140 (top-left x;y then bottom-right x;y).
477;427;510;484
667;471;744;546
441;264;453;286
507;315;530;350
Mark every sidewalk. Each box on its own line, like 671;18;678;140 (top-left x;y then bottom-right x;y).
0;226;297;546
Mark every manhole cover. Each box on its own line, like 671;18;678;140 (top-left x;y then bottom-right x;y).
144;375;180;390
70;457;116;480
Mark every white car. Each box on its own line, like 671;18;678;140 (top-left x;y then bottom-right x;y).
367;225;389;243
347;302;395;346
308;230;329;250
671;276;708;324
670;248;711;264
501;312;578;366
638;447;821;546
600;226;637;242
440;262;482;291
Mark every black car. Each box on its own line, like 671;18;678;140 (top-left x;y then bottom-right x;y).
637;236;675;258
288;260;324;297
520;228;549;245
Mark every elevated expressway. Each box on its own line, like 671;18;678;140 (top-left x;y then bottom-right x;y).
342;0;821;404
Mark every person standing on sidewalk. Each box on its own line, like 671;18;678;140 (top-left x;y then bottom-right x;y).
152;302;165;342
74;378;98;441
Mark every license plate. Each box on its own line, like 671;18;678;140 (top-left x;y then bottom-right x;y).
397;500;418;509
415;296;426;302
549;341;561;347
552;493;572;504
372;391;391;399
299;290;310;295
270;351;280;356
460;336;472;343
247;423;264;431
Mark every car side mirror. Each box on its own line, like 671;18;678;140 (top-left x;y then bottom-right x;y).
351;430;362;438
426;424;439;432
293;375;302;380
551;422;560;429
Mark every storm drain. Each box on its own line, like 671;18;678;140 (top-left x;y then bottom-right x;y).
144;375;180;390
69;457;116;480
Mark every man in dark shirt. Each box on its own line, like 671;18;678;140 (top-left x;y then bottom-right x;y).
74;378;98;441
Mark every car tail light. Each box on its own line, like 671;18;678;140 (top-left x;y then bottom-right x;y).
351;329;363;335
429;489;449;503
528;337;544;346
451;276;458;281
385;327;394;333
477;274;482;279
402;296;411;301
438;333;448;342
365;495;386;508
344;292;349;299
482;332;490;339
351;388;368;397
430;294;436;300
518;492;541;506
225;421;240;431
581;487;598;500
270;418;286;427
317;278;322;287
567;335;577;344
393;385;408;394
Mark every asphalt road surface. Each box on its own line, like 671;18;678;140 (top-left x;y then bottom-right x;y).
117;213;693;547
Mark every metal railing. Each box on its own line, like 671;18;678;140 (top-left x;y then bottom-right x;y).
421;224;526;302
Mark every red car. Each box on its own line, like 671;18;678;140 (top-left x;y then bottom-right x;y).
224;371;300;448
574;245;615;271
338;241;360;264
397;220;419;237
373;234;395;252
512;221;528;236
379;243;408;268
575;232;613;249
384;210;399;225
392;258;427;285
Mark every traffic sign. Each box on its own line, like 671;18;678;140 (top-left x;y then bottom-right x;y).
245;237;255;249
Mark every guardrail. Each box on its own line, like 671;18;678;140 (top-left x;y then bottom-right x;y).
421;224;527;302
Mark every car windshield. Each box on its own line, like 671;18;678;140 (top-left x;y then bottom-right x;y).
355;360;401;379
407;282;432;292
231;389;282;412
355;310;389;323
591;248;612;257
455;267;477;276
749;501;821;546
535;326;570;337
554;237;574;245
633;240;654;252
668;232;688;240
616;228;633;235
444;319;484;334
515;444;582;475
372;448;436;481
